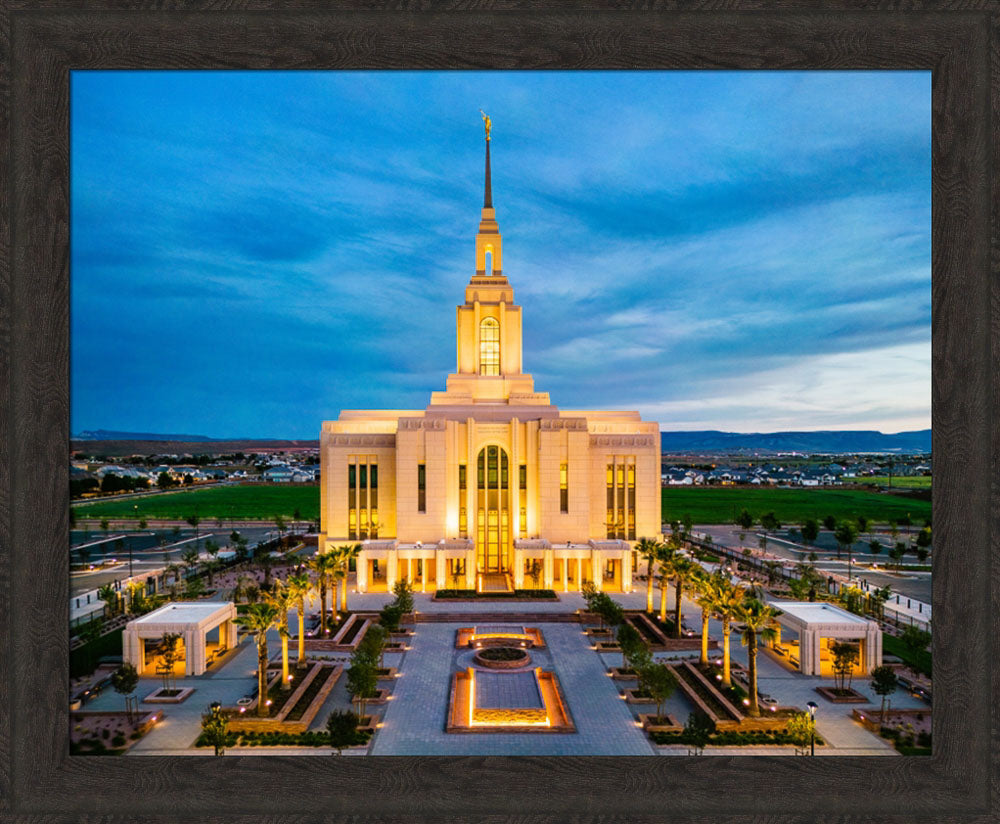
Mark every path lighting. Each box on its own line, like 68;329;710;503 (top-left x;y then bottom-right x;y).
807;701;818;756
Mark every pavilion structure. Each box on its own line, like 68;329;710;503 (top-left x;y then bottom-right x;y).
765;600;882;677
123;602;238;677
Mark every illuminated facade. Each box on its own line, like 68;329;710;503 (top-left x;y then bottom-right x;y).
319;128;660;593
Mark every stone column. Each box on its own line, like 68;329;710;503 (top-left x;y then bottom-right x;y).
622;550;632;593
184;630;200;676
436;553;446;590
357;551;369;593
465;549;476;589
123;629;142;675
386;552;398;592
592;550;603;592
543;549;554;590
513;548;524;588
226;619;237;649
563;557;569;592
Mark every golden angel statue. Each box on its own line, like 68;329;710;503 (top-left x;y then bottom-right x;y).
479;109;492;141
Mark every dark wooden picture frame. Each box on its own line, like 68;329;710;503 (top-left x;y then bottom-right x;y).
1;3;996;822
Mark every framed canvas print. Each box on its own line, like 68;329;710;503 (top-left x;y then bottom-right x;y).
2;3;996;823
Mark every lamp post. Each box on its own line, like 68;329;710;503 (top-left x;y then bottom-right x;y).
806;701;818;756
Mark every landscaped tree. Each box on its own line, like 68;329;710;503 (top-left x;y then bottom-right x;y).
870;665;898;724
712;578;747;687
855;514;870;541
833;520;858;562
100;518;110;534
156;471;172;490
915;526;932;552
391;577;414;616
830;641;860;692
735;597;781;716
736;508;754;533
327;709;360;755
347;648;379;720
787;711;816;756
760;511;780;534
635;537;662;613
640;662;677;724
681;513;693;538
184;576;206;600
97;583;120;617
598;595;625;640
889;543;906;570
138;517;148;530
616;621;650;674
234;602;280;717
684;711;714;755
159;633;182;693
309;552;338;636
655;539;681;622
800;518;819;547
286;571;312;669
181;546;200;577
358;623;388;669
670;557;698;639
185;514;201;549
274;514;286;548
335;544;361;612
870;585;892;620
379;603;404;633
200;703;229;756
868;538;883;558
900;626;932;656
265;581;295;689
692;569;723;666
110;662;139;722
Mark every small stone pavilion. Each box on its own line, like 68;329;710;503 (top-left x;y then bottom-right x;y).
123;602;237;677
765;600;882;677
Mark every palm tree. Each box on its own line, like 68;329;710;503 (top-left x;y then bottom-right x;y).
713;577;747;687
309;552;338;636
286;571;312;669
735;596;782;716
234;602;280;717
670;556;698;639
97;583;119;617
635;537;661;613
655;540;680;622
265;580;294;689
692;569;724;666
181;546;200;578
335;544;361;613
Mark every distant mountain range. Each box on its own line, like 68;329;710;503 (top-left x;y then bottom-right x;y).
660;429;931;454
74;429;221;442
74;428;931;455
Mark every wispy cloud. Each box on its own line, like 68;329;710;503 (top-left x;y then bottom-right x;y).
71;71;930;438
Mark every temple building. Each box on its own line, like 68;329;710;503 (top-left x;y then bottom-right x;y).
319;121;660;593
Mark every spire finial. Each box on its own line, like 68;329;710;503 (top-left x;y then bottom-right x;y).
479;110;492;208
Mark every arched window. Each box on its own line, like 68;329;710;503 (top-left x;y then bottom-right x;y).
479;317;500;376
484;249;493;275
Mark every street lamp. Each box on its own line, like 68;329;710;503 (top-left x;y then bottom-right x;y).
806;701;818;756
129;505;137;578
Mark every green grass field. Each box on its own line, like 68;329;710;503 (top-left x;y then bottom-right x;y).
73;481;932;526
865;476;932;489
72;484;320;521
662;486;931;525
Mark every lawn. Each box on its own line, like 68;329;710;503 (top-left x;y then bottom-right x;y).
865;476;932;489
882;633;932;677
72;484;320;521
662;487;932;525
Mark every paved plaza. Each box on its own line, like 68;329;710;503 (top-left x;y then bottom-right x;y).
76;582;926;756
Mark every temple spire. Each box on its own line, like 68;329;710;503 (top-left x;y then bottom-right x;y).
480;109;493;208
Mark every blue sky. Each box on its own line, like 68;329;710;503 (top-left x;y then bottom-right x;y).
71;71;931;439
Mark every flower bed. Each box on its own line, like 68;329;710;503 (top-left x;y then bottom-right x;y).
70;710;161;755
651;728;825;747
195;728;372;749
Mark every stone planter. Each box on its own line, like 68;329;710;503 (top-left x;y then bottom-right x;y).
815;685;868;703
638;713;682;732
351;687;390;705
609;667;639;681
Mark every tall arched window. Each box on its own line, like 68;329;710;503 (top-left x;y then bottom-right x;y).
479;317;500;376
